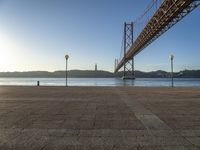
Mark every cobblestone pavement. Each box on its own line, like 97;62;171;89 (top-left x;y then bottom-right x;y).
0;86;199;150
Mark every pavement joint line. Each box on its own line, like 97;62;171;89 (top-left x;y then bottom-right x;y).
115;88;198;148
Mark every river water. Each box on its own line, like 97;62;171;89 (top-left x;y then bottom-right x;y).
0;78;200;87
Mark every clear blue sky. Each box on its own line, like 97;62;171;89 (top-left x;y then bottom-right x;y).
0;0;199;72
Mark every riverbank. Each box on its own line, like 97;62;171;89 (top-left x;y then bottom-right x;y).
0;86;199;149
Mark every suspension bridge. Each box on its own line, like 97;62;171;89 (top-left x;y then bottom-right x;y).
114;0;200;79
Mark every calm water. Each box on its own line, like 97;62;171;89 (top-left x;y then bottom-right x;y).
0;78;200;87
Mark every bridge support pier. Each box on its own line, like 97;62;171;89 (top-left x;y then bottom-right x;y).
123;57;135;80
123;22;135;80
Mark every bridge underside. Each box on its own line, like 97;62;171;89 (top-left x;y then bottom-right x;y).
115;0;200;73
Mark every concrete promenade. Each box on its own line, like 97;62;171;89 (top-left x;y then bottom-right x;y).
0;86;200;150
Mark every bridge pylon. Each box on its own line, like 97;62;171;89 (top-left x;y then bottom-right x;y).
123;22;135;80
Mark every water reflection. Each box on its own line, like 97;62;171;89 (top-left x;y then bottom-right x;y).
123;79;135;86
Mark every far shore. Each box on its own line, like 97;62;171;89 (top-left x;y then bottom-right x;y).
0;69;200;78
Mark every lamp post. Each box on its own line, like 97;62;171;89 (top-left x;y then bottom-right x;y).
169;54;174;88
65;54;69;87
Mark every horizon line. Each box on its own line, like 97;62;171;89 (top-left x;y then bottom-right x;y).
0;69;199;73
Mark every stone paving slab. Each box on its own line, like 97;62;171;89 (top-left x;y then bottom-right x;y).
135;115;171;130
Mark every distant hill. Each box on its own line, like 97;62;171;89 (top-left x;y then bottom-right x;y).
0;69;199;78
0;70;114;78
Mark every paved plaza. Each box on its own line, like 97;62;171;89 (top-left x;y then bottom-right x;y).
0;86;200;149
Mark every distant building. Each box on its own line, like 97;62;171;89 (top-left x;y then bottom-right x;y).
95;64;97;71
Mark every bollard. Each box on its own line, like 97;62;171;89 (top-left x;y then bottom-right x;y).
37;81;40;86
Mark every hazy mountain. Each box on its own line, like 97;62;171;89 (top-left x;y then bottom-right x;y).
0;70;114;78
0;69;199;78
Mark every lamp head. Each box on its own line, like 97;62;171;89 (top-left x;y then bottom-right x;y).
169;54;174;60
65;54;69;60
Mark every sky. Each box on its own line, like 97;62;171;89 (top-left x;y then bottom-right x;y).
0;0;199;72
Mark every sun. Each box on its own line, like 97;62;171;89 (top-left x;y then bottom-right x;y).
0;32;17;72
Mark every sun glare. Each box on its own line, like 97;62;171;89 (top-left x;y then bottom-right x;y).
0;33;18;72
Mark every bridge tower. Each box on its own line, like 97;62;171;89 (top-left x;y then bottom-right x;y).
123;22;135;80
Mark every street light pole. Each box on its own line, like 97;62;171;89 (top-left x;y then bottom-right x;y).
169;54;174;88
65;54;69;87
